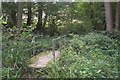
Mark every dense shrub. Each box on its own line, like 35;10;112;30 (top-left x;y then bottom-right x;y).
66;21;92;34
2;39;31;78
48;32;119;78
32;36;53;54
2;34;52;78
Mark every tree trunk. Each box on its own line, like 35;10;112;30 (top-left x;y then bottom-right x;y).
16;2;23;38
104;2;113;32
7;13;13;28
35;3;43;33
115;2;120;30
11;10;17;26
90;2;99;30
42;10;48;29
27;3;32;26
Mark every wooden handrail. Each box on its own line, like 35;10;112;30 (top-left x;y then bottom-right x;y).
52;35;67;62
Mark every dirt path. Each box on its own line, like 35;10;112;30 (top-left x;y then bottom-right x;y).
29;51;60;68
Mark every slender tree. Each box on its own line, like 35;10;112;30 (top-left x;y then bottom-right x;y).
11;9;17;26
42;7;48;29
27;3;32;26
35;3;43;33
16;2;23;37
2;2;17;28
104;2;113;32
115;2;120;30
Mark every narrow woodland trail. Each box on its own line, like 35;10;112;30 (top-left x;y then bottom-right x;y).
29;51;60;68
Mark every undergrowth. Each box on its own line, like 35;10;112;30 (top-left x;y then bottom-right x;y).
48;32;119;78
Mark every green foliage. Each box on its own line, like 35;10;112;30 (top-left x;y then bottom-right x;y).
67;21;92;34
2;67;21;78
2;39;30;78
1;2;120;78
48;32;119;78
2;33;52;78
32;36;52;53
1;2;108;36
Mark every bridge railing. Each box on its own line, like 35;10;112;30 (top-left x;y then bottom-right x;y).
31;35;43;55
31;34;69;61
52;35;68;62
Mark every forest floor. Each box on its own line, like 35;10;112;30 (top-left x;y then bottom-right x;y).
29;51;60;68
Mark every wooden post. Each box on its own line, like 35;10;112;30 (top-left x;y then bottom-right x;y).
31;36;36;55
59;39;61;54
52;39;55;62
64;35;66;46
